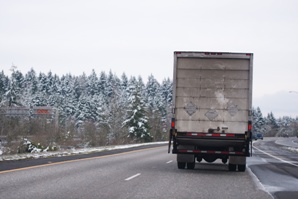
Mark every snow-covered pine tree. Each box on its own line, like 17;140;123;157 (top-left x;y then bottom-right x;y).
144;75;163;140
73;75;84;100
47;72;61;106
32;72;48;106
101;71;127;144
123;76;152;142
23;69;38;106
0;71;9;106
119;73;129;113
106;70;115;100
58;74;76;123
98;71;108;104
276;116;296;137
87;69;98;96
6;69;24;106
266;112;279;136
158;78;173;135
252;107;266;135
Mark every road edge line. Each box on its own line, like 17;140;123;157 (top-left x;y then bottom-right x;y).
252;145;298;167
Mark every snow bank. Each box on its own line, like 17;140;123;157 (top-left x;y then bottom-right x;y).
284;146;298;153
0;142;167;161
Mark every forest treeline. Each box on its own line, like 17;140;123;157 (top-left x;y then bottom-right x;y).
0;69;297;154
0;69;172;153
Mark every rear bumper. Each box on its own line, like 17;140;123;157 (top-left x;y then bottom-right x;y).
171;131;251;157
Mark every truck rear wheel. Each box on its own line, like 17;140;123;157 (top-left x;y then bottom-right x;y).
187;162;195;170
238;164;246;172
178;162;186;169
228;163;236;171
222;158;228;164
196;157;202;162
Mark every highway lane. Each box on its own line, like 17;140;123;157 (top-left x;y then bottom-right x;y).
0;145;271;199
249;138;298;199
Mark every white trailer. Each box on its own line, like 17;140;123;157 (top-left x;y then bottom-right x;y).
169;51;253;172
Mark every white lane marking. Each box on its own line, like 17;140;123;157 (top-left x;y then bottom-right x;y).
247;167;273;198
253;146;298;167
125;173;141;181
166;160;173;164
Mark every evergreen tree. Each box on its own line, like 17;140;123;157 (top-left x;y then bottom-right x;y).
123;76;152;142
159;78;173;135
98;71;108;103
5;69;24;106
252;107;266;135
59;74;76;121
266;112;279;136
87;69;98;96
106;70;115;100
277;116;295;137
118;73;130;132
0;71;9;106
73;76;83;101
145;75;163;140
47;72;60;106
23;69;38;106
145;75;160;111
119;73;129;112
267;112;279;129
32;72;48;106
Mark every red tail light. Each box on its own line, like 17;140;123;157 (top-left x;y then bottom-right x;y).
171;118;175;128
248;121;252;131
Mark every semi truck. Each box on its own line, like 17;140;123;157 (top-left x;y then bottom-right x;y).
168;51;253;172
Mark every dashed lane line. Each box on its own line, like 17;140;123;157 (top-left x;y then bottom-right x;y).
125;173;141;181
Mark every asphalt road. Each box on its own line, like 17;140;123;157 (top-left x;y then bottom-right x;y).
250;137;298;199
0;145;272;199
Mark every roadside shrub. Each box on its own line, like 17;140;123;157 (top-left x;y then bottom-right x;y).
18;138;43;153
17;138;59;153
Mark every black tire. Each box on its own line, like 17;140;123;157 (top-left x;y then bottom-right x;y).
228;163;237;171
222;158;228;164
238;164;246;172
187;162;195;170
178;162;186;169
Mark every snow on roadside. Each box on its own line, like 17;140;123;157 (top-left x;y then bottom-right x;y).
274;137;298;153
283;146;298;153
0;142;167;161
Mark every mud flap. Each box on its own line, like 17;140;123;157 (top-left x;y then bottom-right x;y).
229;156;246;165
177;154;195;163
177;145;195;163
228;156;246;171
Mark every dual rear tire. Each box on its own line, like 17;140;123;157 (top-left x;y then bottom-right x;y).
177;162;195;170
228;164;246;172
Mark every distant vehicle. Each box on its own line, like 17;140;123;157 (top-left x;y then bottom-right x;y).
169;51;253;172
253;133;263;140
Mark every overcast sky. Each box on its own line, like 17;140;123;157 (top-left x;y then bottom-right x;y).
1;0;298;117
